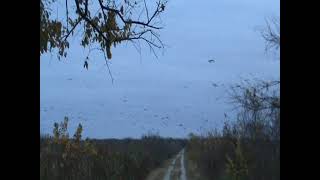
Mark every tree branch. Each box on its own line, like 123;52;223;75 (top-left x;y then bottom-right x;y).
97;0;163;29
62;18;82;41
143;0;150;21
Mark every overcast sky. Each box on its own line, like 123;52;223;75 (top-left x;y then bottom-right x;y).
40;0;280;138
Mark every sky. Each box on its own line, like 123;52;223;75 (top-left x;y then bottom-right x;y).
40;0;280;139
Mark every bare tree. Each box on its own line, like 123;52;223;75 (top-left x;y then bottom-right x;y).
260;17;280;52
228;79;280;140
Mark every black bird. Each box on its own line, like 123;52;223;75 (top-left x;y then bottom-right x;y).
208;59;215;63
84;61;89;70
212;83;218;87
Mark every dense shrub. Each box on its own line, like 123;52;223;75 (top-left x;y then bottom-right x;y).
40;117;185;180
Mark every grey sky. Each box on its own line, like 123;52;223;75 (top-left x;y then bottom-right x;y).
40;0;280;138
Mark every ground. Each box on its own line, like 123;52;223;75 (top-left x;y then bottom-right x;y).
145;148;205;180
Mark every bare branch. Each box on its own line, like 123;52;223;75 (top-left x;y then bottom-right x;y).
66;0;69;32
62;18;82;42
143;0;149;21
97;0;164;29
261;17;280;52
101;47;114;83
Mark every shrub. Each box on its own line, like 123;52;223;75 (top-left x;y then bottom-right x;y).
40;117;185;180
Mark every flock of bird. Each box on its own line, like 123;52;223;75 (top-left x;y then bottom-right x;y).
41;57;220;135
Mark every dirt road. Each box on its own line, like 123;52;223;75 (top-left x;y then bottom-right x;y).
146;148;187;180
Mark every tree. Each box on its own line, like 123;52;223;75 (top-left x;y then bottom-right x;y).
228;79;280;141
40;0;167;62
260;17;280;53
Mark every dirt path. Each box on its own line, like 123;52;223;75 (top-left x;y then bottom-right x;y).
146;148;187;180
164;152;179;180
179;149;187;180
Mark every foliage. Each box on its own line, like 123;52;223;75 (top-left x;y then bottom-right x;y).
40;117;185;180
40;0;167;63
225;138;248;180
40;0;69;58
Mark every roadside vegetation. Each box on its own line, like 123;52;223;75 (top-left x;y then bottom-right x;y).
40;117;186;180
186;79;280;180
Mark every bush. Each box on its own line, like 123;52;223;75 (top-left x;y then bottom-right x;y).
40;117;185;180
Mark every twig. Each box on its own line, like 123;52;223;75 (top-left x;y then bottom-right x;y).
97;0;163;29
143;0;149;21
66;0;69;32
101;47;114;84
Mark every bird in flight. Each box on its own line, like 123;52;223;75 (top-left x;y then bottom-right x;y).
83;61;89;70
212;83;218;87
208;59;215;63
